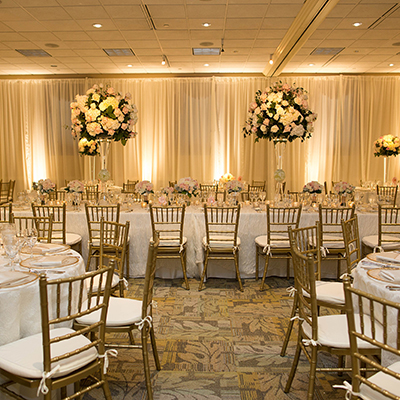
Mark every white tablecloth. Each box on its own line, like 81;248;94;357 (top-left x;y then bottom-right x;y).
14;206;380;280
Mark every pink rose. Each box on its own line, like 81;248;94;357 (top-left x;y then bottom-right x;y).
283;125;291;133
121;123;128;130
250;102;257;110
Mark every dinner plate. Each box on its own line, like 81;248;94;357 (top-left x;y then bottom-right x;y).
20;243;70;255
367;267;400;283
0;271;38;289
20;256;79;270
367;252;400;266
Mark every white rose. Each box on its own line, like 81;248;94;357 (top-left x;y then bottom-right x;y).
273;114;280;121
271;125;279;133
260;125;267;132
290;124;305;137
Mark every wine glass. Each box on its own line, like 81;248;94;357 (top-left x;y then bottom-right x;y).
3;235;23;270
25;228;38;258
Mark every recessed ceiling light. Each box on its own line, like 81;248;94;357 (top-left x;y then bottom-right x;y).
93;23;102;28
163;23;170;28
202;22;211;27
127;64;133;67
204;63;209;67
389;63;394;66
45;43;59;48
309;63;315;66
353;22;362;27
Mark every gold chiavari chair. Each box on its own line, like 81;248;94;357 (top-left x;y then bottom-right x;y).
256;204;302;290
341;215;362;274
377;184;398;206
85;184;99;202
122;182;136;193
74;236;160;400
127;179;138;185
199;204;242;291
362;204;400;256
241;184;266;202
318;204;355;279
0;180;10;205
169;180;177;188
10;214;53;242
287;190;302;202
284;247;380;400
0;266;114;400
32;203;83;253
252;180;266;187
149;204;189;290
0;203;12;223
337;275;400;400
7;180;15;203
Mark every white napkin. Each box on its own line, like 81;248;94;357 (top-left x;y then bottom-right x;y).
0;271;27;284
35;243;66;253
379;269;400;283
360;260;382;269
32;255;65;266
376;252;400;264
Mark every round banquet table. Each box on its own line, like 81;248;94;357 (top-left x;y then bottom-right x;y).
353;256;400;366
0;245;85;347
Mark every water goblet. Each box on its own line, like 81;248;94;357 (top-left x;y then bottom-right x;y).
3;236;22;270
25;228;38;258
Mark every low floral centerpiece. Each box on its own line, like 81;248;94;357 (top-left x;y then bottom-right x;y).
243;81;317;142
220;173;234;185
161;186;175;196
70;84;138;145
226;180;244;193
302;181;323;194
135;180;154;195
78;138;99;156
65;180;84;193
175;177;199;198
374;135;400;157
333;181;355;195
33;179;55;194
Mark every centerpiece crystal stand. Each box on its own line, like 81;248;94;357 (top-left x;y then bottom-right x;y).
273;139;287;201
89;156;96;183
383;157;389;185
98;138;111;203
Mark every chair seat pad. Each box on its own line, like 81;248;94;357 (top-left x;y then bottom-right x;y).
361;361;400;400
0;328;97;379
75;297;142;327
362;235;400;250
315;281;345;305
52;233;82;246
302;314;382;349
202;235;241;249
321;234;344;249
86;272;120;291
255;234;290;249
150;236;187;248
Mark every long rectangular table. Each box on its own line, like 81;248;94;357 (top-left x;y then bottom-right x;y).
14;205;379;280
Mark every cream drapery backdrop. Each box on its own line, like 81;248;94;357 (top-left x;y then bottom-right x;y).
1;75;400;197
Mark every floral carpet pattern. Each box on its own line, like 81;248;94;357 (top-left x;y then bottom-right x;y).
82;276;346;400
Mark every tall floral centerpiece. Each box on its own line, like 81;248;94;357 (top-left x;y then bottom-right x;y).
175;177;199;202
373;135;400;184
243;81;317;199
33;178;55;204
70;84;139;184
78;138;99;181
226;179;244;205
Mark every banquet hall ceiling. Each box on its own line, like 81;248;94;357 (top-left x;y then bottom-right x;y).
0;0;398;76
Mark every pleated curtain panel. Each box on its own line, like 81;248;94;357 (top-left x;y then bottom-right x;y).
1;75;400;197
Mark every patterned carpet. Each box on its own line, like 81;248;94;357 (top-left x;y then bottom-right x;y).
83;276;347;400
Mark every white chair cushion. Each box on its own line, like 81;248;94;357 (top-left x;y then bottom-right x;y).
361;361;400;400
75;297;142;327
302;314;383;349
315;281;345;305
202;235;241;249
51;233;82;246
255;234;290;248
321;234;344;249
0;327;97;379
150;236;187;247
86;272;119;291
362;235;400;250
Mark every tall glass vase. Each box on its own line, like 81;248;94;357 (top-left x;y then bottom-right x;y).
98;139;111;183
89;155;96;183
273;138;287;201
383;156;389;185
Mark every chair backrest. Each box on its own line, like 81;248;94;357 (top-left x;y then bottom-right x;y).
55;190;68;202
85;204;121;244
289;222;322;279
343;275;400;399
32;203;67;243
266;204;302;245
341;216;361;274
99;218;130;279
7;180;15;203
0;180;10;204
141;234;160;320
127;179;138;185
252;180;266;187
11;214;53;242
169;181;177;187
318;204;355;246
149;204;186;245
378;205;400;248
85;185;99;201
287;190;302;202
200;184;218;194
203;204;241;248
377;185;398;206
290;243;318;341
0;203;12;223
39;266;113;386
248;183;265;191
122;182;136;193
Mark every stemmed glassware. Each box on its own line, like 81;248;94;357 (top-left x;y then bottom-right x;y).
3;235;24;270
24;228;38;258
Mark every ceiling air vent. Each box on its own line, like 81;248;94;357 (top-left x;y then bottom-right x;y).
310;47;344;56
103;48;135;57
192;48;221;56
16;49;51;57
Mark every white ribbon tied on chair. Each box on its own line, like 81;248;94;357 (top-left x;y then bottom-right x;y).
179;244;185;253
373;246;383;253
121;277;129;290
37;364;61;396
233;245;239;254
290;316;304;322
333;381;369;400
320;246;329;257
99;349;118;374
135;315;153;331
263;244;271;256
286;286;297;297
302;338;319;347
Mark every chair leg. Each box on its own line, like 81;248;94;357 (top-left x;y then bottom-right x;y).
286;257;290;279
284;330;302;393
337;258;341;280
126;243;130;280
255;246;259;281
234;251;243;292
149;326;161;370
141;331;154;400
100;368;113;400
307;345;318;400
259;255;270;292
198;249;210;291
128;330;136;345
281;293;298;357
180;249;190;290
74;381;82;400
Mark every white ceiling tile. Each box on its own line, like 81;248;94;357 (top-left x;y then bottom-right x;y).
63;41;100;49
24;6;72;20
74;49;106;57
186;5;226;19
133;48;162;55
190;29;223;40
127;40;160;49
0;32;28;41
63;6;110;20
347;3;397;18
71;68;99;73
41;20;83;32
226;18;263;30
360;29;400;40
334;17;376;29
94;40;130;48
253;39;282;48
114;19;150;30
153;18;188;29
261;18;294;30
54;31;92;41
122;31;157;40
318;18;341;30
161;48;192;55
103;5;143;18
46;49;78;57
227;4;268;18
370;47;399;55
0;7;36;21
55;57;84;64
0;22;14;32
319;39;356;47
267;4;302;18
326;29;365;40
350;39;391;48
148;4;186;18
328;4;355;18
58;0;100;5
257;30;288;40
5;20;48;31
187;19;224;29
87;30;126;41
159;39;191;48
374;18;400;30
3;41;39;49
